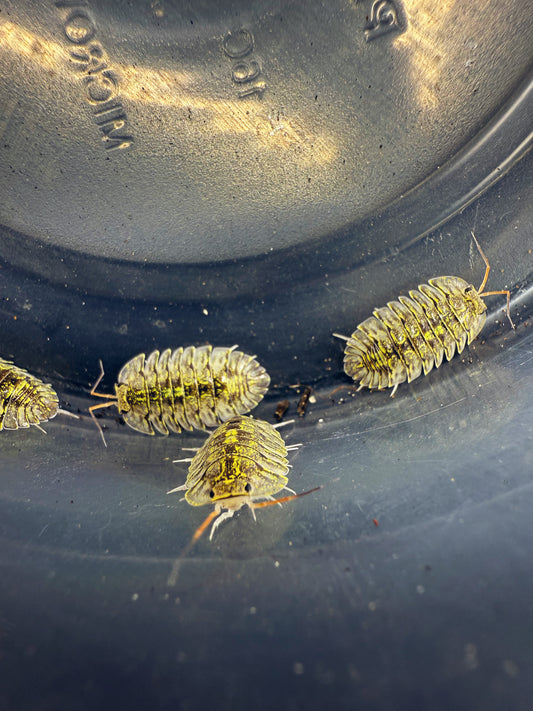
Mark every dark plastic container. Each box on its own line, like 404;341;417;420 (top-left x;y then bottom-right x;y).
0;2;532;709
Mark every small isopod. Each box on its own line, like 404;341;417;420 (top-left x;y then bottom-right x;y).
89;345;270;445
334;234;515;396
168;415;318;546
0;358;62;432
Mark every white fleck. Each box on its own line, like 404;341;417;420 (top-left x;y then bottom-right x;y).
274;561;280;568
131;593;139;602
416;585;425;595
202;308;208;316
464;643;479;670
502;659;519;677
249;606;257;615
293;662;304;675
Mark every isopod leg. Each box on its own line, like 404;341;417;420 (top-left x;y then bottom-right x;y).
57;408;80;420
88;400;116;447
167;483;188;494
209;509;235;540
273;419;295;430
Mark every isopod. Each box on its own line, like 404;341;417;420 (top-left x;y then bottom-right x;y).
334;234;515;397
89;345;270;445
168;415;318;545
0;358;60;432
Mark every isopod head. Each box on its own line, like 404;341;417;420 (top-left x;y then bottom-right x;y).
428;276;487;343
181;416;290;507
168;415;319;559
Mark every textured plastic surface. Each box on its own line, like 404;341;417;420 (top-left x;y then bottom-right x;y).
0;309;532;711
1;1;531;265
0;1;532;710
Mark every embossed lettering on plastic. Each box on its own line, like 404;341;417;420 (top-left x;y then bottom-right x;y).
223;29;266;99
364;0;402;42
55;1;133;151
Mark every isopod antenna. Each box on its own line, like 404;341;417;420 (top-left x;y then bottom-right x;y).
167;486;322;583
88;360;117;447
470;232;515;329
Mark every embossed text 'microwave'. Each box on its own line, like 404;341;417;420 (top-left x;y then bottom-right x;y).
55;0;133;151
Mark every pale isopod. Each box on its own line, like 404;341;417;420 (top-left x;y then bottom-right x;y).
89;345;270;445
334;234;515;396
0;358;59;432
168;415;318;544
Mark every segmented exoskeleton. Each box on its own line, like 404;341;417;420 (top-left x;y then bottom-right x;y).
0;358;59;431
89;345;270;445
334;234;515;396
168;415;317;545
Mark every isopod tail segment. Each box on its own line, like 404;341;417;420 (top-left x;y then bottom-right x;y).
24;408;80;435
168;485;322;562
470;232;515;330
88;359;116;447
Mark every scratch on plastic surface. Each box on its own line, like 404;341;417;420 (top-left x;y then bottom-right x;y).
518;351;533;367
405;458;451;466
97;513;112;546
324;397;467;442
128;503;167;516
